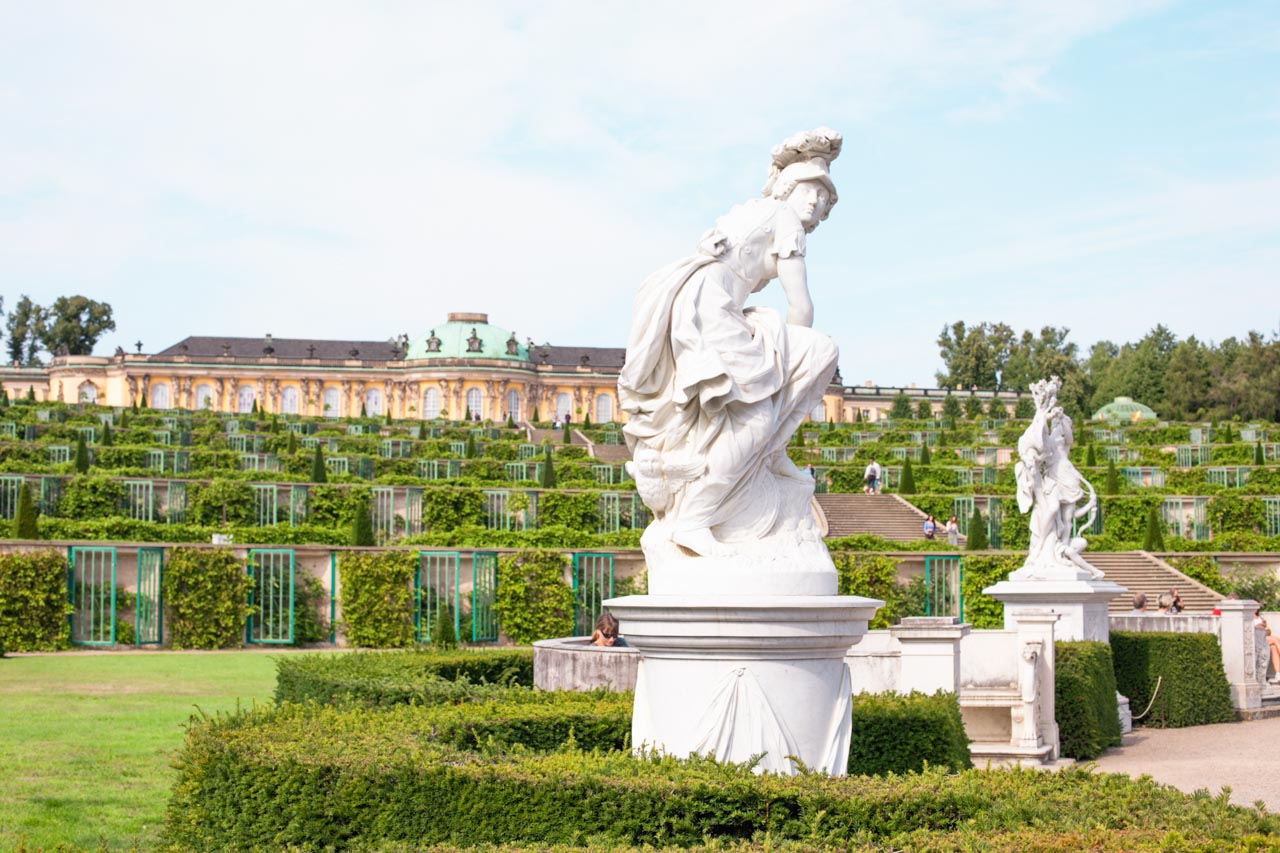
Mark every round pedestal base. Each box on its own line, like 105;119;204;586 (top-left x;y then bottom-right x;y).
604;594;882;775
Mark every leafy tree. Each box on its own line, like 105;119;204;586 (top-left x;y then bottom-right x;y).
963;396;984;419
350;490;375;547
539;445;556;488
12;483;38;539
310;444;327;483
38;296;115;356
1104;460;1119;496
1221;423;1234;444
5;295;47;365
899;457;916;494
1142;506;1165;551
986;398;1006;419
941;396;962;424
1014;397;1035;419
966;508;989;550
25;387;34;402
915;399;933;421
889;393;913;420
74;432;89;474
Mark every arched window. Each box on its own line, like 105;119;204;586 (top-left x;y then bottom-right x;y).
237;386;255;413
280;386;299;415
194;383;214;411
555;392;571;421
422;388;441;419
364;387;382;416
149;382;171;409
506;389;521;421
465;387;482;420
77;381;97;403
595;393;613;424
322;387;342;418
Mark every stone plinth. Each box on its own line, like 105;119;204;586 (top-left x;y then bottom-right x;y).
984;577;1126;642
605;594;882;776
1217;599;1266;711
532;637;639;692
890;616;970;694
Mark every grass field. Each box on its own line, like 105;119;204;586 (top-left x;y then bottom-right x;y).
0;650;288;851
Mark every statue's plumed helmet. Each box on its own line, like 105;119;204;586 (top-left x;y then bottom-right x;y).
762;127;842;215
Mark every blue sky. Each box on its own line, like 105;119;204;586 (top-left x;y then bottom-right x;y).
1;1;1277;386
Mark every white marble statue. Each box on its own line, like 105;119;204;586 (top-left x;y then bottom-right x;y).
618;128;841;589
1012;376;1103;580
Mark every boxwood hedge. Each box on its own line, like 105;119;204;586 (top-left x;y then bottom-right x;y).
273;648;534;705
1111;631;1235;728
164;701;1280;851
1055;640;1123;760
848;691;971;774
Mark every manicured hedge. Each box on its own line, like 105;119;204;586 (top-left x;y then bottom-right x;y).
273;648;535;705
847;691;971;774
164;702;1280;851
1054;641;1122;760
1110;631;1235;728
337;550;418;647
0;549;70;652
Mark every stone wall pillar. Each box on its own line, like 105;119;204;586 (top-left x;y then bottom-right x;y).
1010;609;1060;759
1218;598;1264;711
889;616;969;694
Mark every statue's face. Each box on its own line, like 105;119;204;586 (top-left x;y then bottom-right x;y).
786;180;831;228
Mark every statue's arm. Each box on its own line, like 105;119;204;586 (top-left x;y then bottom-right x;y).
777;256;814;327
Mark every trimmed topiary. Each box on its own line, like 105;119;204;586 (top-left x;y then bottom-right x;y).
1111;631;1235;728
74;432;89;474
898;456;916;494
847;690;971;775
1055;640;1122;759
1105;459;1119;495
1085;444;1096;467
351;490;375;547
919;443;931;466
12;482;38;539
311;444;327;483
539;444;556;488
1142;506;1165;551
966;507;988;550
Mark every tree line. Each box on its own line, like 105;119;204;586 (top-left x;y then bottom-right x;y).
2;295;116;365
935;321;1280;422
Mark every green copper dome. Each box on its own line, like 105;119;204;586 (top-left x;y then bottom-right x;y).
406;313;529;361
1092;396;1158;422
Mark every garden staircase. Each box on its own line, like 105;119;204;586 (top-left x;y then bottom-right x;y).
1085;551;1223;613
815;493;956;542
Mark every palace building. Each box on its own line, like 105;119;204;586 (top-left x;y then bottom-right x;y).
0;311;1027;423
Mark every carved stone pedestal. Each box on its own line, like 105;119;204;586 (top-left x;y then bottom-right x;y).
605;594;882;775
983;577;1126;642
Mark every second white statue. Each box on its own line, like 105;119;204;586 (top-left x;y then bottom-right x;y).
618;128;842;596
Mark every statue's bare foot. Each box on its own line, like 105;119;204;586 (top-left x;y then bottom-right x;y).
672;527;722;557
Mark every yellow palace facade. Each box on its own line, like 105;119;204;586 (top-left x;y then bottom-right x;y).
0;311;1025;424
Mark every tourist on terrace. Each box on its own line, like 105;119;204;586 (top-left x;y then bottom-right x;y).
1129;592;1147;615
1254;609;1280;683
1168;588;1185;614
864;458;881;495
923;515;937;540
945;515;960;546
1156;593;1174;615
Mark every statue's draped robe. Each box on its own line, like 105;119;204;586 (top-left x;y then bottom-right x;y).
619;198;838;540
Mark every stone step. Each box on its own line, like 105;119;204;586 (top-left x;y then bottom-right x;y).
1085;552;1224;613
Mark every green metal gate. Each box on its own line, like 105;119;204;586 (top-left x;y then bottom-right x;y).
135;547;163;645
167;481;187;523
404;488;423;537
1264;498;1280;537
371;486;396;543
471;551;499;643
69;546;117;645
952;497;975;535
123;480;154;522
253;484;277;527
0;475;25;519
924;556;963;620
246;549;294;644
572;552;614;636
416;551;460;642
597;493;621;534
289;485;308;526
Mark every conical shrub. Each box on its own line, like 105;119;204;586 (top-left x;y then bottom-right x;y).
920;443;932;466
430;600;458;649
899;457;916;494
351;491;374;547
311;444;327;483
1085;445;1096;467
101;422;113;447
539;444;557;488
966;507;989;550
1142;506;1165;551
1257;442;1266;465
1105;460;1119;496
74;432;89;474
12;483;38;539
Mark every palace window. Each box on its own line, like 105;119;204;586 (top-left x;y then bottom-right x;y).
465;387;482;418
506;389;521;421
322;387;342;418
78;381;97;403
364;387;383;416
595;393;614;424
423;388;441;419
237;386;255;413
555;392;571;421
149;382;171;409
194;383;214;410
280;386;299;415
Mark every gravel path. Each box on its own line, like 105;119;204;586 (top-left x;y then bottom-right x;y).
1091;717;1280;809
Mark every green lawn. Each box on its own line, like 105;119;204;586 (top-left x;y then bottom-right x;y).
0;651;288;851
